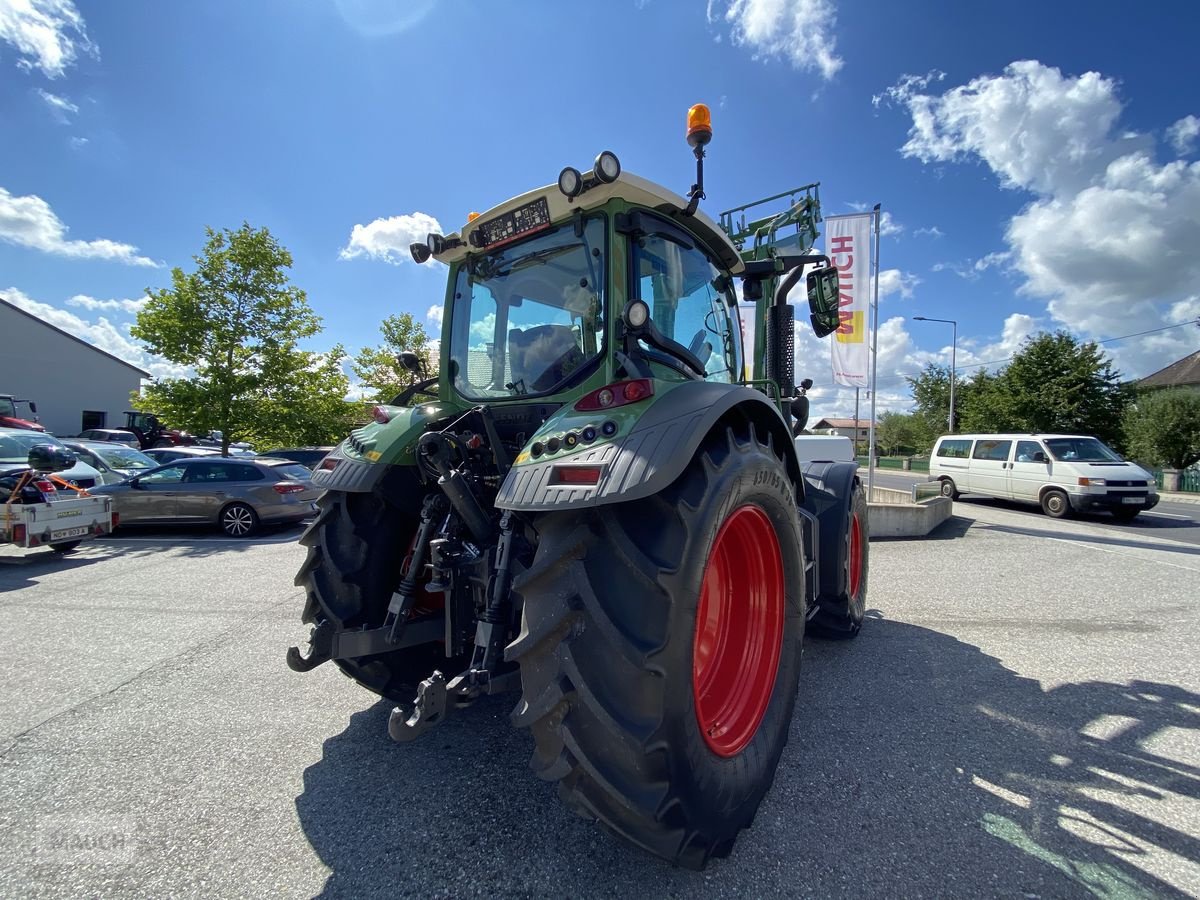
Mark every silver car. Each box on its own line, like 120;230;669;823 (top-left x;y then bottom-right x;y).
63;440;159;485
0;427;105;489
91;457;321;537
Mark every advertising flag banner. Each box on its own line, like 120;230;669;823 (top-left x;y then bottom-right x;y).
825;214;872;387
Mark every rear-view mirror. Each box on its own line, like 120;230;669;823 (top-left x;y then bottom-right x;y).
1032;451;1048;463
806;266;840;339
28;401;37;414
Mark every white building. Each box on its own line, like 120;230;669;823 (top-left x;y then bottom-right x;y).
0;296;150;436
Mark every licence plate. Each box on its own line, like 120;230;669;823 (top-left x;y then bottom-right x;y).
1121;497;1143;505
51;525;90;540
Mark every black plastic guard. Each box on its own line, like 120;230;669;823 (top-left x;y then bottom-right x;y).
495;383;801;512
800;460;860;604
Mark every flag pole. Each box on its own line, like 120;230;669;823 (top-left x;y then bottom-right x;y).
867;203;881;501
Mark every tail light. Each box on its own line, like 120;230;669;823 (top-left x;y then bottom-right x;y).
574;379;654;412
12;524;26;544
112;513;120;528
33;479;57;501
274;482;307;495
549;465;603;486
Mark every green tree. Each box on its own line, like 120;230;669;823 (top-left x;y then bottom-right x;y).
907;332;1132;445
987;331;1132;446
876;411;936;455
350;313;437;403
1123;389;1200;470
132;223;347;454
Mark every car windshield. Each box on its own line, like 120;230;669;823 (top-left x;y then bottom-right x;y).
449;217;605;399
1044;437;1123;462
92;446;156;470
0;399;15;417
0;432;66;461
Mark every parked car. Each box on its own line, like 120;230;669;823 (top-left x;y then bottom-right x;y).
0;427;104;489
929;432;1159;520
143;446;223;465
260;446;335;469
63;440;159;485
77;428;140;446
90;457;321;536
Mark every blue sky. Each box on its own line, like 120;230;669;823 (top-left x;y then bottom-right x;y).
2;0;1198;416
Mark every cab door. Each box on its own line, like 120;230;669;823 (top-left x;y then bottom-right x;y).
968;438;1013;498
1008;439;1050;502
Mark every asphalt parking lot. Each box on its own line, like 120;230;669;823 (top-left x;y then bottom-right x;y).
1;505;1197;898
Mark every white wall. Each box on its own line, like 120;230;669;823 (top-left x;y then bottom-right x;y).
0;303;146;436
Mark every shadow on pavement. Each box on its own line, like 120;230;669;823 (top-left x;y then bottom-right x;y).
870;514;977;542
958;496;1196;531
977;521;1200;558
295;618;1199;898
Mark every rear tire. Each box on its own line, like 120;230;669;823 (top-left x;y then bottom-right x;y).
508;424;805;869
1041;489;1070;518
808;479;868;638
295;488;449;705
220;502;259;537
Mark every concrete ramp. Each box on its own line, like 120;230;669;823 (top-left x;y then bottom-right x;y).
868;485;953;538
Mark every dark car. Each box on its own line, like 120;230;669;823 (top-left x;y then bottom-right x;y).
90;457;321;537
260;446;335;469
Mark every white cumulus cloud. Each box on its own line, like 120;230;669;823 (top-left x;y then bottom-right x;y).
0;186;158;266
877;268;919;300
707;0;843;80
66;293;148;314
340;211;443;265
1166;115;1200;156
0;0;95;77
881;60;1200;377
426;304;443;327
2;287;188;380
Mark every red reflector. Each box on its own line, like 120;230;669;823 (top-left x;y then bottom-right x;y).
274;482;307;494
13;524;26;544
550;465;603;486
574;379;654;412
372;405;392;424
112;512;119;528
319;458;340;471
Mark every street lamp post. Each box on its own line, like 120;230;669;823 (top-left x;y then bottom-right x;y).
913;316;957;433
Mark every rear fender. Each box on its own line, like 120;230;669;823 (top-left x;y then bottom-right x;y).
495;382;802;512
800;460;861;602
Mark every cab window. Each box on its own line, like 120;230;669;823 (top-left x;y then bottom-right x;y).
631;228;742;382
1014;441;1045;462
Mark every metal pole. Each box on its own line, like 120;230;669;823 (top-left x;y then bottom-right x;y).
854;387;860;457
867;204;881;500
949;320;957;433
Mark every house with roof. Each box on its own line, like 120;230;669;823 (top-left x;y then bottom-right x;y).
1137;350;1200;393
811;417;874;444
0;295;150;437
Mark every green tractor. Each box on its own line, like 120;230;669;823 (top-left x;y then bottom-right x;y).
290;104;868;868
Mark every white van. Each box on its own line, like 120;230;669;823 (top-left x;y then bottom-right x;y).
929;433;1159;521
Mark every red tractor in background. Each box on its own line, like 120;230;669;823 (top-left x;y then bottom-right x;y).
123;411;196;449
0;395;45;432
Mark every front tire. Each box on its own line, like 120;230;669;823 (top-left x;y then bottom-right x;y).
808;479;868;638
939;477;959;499
508;424;805;868
294;487;449;705
1041;489;1070;518
220;502;259;537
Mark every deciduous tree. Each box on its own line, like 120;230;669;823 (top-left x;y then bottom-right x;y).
1124;389;1200;470
132;224;353;453
350;313;437;403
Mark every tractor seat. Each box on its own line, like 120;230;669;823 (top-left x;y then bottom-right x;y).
509;325;585;393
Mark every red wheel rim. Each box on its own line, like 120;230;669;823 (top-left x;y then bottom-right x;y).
848;512;863;598
692;504;784;757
